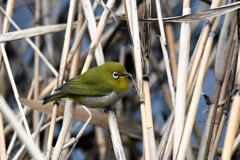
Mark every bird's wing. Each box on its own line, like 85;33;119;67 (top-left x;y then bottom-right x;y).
55;74;113;96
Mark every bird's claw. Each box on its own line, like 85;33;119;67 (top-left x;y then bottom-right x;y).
104;106;116;114
53;100;60;106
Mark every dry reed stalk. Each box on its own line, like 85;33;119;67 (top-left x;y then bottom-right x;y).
13;113;46;160
62;3;85;159
95;126;106;159
210;39;238;159
157;111;174;159
154;0;176;109
119;45;126;65
158;28;176;109
0;31;33;143
197;10;237;160
7;132;17;158
157;36;176;159
80;0;118;68
88;0;116;57
152;0;175;113
186;49;215;150
236;52;240;86
88;1;234;23
162;127;173;160
46;113;58;156
7;94;33;157
107;1;240;24
62;108;86;157
174;0;191;157
5;49;38;158
221;40;239;158
190;124;199;145
20;98;143;140
67;20;87;64
143;80;156;156
1;1;35;148
33;0;41;147
0;2;7;160
81;1;127;159
233;127;240;155
210;114;226;159
124;0;156;159
0;23;77;43
81;0;104;72
160;83;174;110
76;3;103;156
41;117;63;133
165;24;178;85
0;6;58;77
188;7;220;159
50;1;77;159
108;111;126;160
142;0;157;159
2;0;14;34
208;39;236;159
39;78;57;98
207;46;217;70
0;95;44;160
177;30;214;159
233;117;240;154
187;144;196;160
0;113;6;160
5;0;240;159
42;0;55;64
149;53;173;110
221;93;240;159
155;0;166;44
70;0;84;129
187;0;222;93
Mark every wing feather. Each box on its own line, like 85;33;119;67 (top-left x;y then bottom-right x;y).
56;70;113;96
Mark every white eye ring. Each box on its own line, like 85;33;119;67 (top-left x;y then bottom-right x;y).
112;72;119;79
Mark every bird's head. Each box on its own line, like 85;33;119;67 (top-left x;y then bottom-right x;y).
101;62;130;93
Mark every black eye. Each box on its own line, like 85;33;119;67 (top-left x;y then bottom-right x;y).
112;72;119;79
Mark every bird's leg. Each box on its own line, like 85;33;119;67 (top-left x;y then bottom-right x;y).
104;106;116;114
53;100;60;106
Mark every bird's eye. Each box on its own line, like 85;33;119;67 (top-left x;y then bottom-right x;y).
112;72;119;79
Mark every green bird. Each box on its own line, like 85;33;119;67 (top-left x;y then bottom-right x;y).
43;62;130;108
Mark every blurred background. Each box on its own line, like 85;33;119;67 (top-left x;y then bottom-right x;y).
0;0;234;159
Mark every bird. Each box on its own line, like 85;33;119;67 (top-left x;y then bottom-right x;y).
43;62;130;109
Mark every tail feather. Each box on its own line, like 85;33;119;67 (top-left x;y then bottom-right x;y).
43;92;66;105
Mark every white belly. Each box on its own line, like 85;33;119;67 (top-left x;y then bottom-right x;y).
74;91;124;108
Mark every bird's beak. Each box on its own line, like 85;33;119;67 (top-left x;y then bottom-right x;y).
123;72;132;78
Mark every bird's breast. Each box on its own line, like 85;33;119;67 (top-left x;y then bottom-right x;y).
74;91;125;108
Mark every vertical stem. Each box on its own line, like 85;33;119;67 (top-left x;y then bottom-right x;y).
42;0;54;64
33;0;41;145
124;0;151;158
222;93;240;159
81;0;105;67
198;10;237;160
142;0;157;159
0;96;44;160
174;3;191;159
177;32;214;160
51;1;77;159
0;113;6;160
108;111;126;160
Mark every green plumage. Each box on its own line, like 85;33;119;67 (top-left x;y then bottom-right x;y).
42;92;66;104
43;62;130;107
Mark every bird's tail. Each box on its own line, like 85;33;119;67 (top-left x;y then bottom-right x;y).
43;92;65;105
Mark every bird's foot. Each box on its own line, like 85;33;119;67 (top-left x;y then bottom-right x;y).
53;100;60;106
104;106;116;114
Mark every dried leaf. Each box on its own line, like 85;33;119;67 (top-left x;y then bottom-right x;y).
19;98;143;139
